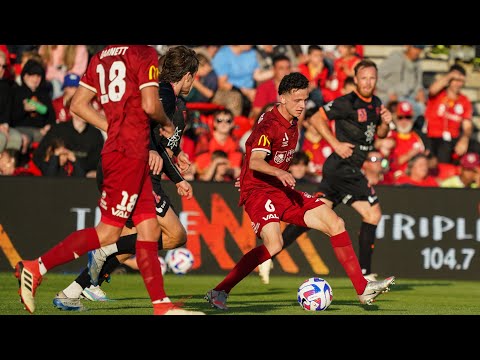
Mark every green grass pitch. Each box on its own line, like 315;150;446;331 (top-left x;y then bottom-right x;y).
1;272;479;315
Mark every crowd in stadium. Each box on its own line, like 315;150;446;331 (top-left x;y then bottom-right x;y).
0;44;479;189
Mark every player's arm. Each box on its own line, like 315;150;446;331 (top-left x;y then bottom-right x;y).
249;150;296;188
310;107;354;159
155;142;193;199
141;86;174;138
376;104;392;139
70;86;108;132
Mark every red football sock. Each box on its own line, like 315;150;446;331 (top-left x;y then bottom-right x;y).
136;240;166;302
41;228;101;271
330;231;367;295
214;244;271;294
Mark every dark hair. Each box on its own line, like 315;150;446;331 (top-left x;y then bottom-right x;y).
159;45;199;82
449;63;466;77
213;108;234;120
307;45;323;54
211;149;228;160
343;76;355;88
354;59;377;76
272;54;291;66
278;72;308;96
291;151;310;166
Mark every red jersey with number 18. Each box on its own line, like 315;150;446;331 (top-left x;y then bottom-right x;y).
80;45;159;161
239;105;299;206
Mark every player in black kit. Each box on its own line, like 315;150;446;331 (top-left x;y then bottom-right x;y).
53;46;201;313
261;59;393;283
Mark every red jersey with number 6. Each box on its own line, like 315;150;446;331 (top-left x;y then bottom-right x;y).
80;45;159;161
239;105;299;206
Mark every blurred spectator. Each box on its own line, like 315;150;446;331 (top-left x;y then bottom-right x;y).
194;108;243;179
52;73;81;123
298;45;329;107
288;151;312;183
0;148;40;176
185;53;218;103
250;54;291;120
362;150;390;186
0;149;17;175
191;45;221;62
331;45;361;99
341;76;356;95
211;45;270;117
38;45;88;99
0;45;15;80
0;49;24;154
14;50;43;86
33;111;104;178
10;59;55;151
440;152;480;188
38;137;85;177
301;107;333;182
196;149;235;182
376;45;426;120
387;100;428;179
425;64;473;164
394;153;439;187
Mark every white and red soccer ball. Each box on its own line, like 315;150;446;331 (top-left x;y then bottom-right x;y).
297;277;333;311
165;248;194;275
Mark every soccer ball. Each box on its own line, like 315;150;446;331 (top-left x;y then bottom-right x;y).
297;277;333;311
158;256;167;275
165;248;194;275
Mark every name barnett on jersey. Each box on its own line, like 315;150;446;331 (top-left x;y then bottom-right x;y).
100;46;129;59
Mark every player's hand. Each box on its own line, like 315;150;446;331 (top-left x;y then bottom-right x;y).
234;177;240;191
177;151;191;173
334;142;355;159
276;169;296;188
149;150;163;175
176;180;193;200
159;120;175;139
380;104;392;125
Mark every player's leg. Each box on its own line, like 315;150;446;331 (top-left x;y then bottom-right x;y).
258;223;309;284
133;175;203;315
53;254;121;310
351;201;382;280
259;197;333;284
303;204;394;305
15;220;122;313
205;191;286;310
205;222;282;310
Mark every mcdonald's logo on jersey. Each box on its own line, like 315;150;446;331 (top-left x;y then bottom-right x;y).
148;65;159;81
258;135;270;147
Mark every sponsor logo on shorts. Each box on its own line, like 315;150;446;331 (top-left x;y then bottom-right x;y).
368;195;378;204
111;208;130;218
156;200;167;214
342;194;353;204
262;214;279;221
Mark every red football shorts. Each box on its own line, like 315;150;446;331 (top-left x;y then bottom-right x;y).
243;187;324;238
99;151;156;228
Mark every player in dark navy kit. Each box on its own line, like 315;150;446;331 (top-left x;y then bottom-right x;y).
204;72;395;310
50;46;204;315
277;59;393;282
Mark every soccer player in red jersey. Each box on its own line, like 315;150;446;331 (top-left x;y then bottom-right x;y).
205;72;395;310
14;45;179;315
